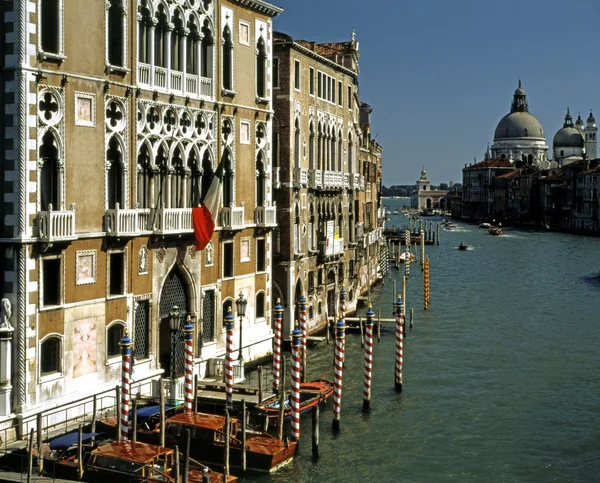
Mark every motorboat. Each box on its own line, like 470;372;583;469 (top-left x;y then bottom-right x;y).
458;242;468;250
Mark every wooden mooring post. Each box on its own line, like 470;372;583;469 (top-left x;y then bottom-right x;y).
312;405;319;459
36;413;43;476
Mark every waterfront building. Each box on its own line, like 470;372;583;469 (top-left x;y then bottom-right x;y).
489;81;549;168
461;159;513;220
271;31;376;336
0;0;281;439
411;168;449;211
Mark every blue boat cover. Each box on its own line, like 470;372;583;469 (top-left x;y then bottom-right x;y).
49;431;100;450
136;405;173;420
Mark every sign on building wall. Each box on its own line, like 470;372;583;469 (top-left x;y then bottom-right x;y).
334;225;344;254
325;221;334;256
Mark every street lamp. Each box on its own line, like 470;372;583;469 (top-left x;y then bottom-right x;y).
235;292;247;361
168;305;183;380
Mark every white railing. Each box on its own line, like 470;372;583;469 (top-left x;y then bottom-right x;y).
309;169;323;189
137;65;214;99
200;77;212;97
293;167;308;188
105;206;140;236
153;207;193;235
38;205;76;242
155;67;167;89
359;176;365;191
323;170;344;189
221;205;245;230
352;173;360;190
186;73;198;94
343;172;350;188
138;63;151;86
255;205;277;227
171;71;183;92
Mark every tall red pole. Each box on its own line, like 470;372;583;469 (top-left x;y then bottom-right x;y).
394;295;404;392
183;317;194;413
119;333;132;441
224;307;235;411
363;304;374;411
332;318;345;431
273;299;283;393
290;327;302;442
299;294;308;382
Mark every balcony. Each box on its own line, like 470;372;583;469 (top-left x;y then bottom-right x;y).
152;207;193;235
137;63;213;99
308;169;323;189
37;204;76;243
293;167;308;189
105;205;152;237
221;205;245;231
322;170;344;190
350;173;360;190
255;205;277;228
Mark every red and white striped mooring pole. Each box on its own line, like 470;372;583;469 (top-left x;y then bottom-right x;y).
224;307;235;411
183;317;194;413
394;295;404;392
120;333;132;441
273;299;283;393
291;326;302;442
339;288;346;364
332;317;345;431
363;304;375;411
299;294;308;382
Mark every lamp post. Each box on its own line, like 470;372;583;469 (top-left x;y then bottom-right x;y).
235;292;247;361
169;305;183;380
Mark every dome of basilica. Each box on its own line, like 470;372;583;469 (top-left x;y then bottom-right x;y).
494;111;545;140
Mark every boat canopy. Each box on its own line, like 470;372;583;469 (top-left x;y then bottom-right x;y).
136;405;173;420
49;431;101;450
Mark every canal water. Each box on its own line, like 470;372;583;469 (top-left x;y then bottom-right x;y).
249;197;600;483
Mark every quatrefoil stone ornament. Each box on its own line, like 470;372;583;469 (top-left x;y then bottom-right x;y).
38;90;62;126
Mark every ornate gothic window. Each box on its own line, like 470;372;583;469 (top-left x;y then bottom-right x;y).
256;152;266;207
222;24;233;91
256;36;267;98
201;150;213;202
308;122;315;170
222;150;234;208
201;19;214;79
39;131;61;211
137;143;152;209
106;136;124;209
294;119;300;169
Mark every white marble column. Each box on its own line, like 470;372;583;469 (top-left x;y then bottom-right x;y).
0;299;14;417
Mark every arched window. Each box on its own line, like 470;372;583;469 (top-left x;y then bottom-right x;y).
137;144;152;209
293;204;300;254
256;152;266;207
222;24;233;91
331;131;337;171
223;298;234;321
39;130;60;211
308;122;315;170
317;123;323;170
201;20;214;80
107;136;124;209
172;146;185;208
256;292;265;319
201;151;213;202
107;0;124;66
137;1;152;64
171;11;185;72
107;321;125;359
308;271;315;293
294;119;300;169
348;133;353;174
256;36;267;98
187;18;199;75
338;132;343;172
222;150;234;208
40;335;62;376
154;5;168;68
155;143;168;208
188;149;201;207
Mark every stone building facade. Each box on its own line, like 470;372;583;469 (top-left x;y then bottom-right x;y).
271;31;375;336
0;0;281;438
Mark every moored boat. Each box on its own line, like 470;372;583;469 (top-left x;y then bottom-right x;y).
255;377;334;427
166;412;296;473
84;440;235;483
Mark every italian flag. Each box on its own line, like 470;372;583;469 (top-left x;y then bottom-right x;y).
193;161;224;250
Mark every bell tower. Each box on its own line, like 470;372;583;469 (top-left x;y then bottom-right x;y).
585;111;597;160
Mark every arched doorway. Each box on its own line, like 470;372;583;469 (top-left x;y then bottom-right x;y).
159;268;190;379
293;279;303;328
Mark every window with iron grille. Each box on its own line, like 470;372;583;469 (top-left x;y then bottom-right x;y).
202;290;215;342
134;300;150;360
159;271;188;378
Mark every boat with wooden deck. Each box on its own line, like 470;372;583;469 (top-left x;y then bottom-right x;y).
488;226;504;236
255;377;334;427
84;441;235;483
95;404;177;440
165;412;296;473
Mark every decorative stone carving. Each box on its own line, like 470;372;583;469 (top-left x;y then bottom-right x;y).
138;245;149;274
189;245;197;259
0;299;12;330
156;246;166;263
204;242;214;266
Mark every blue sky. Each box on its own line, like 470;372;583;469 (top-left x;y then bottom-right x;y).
273;0;600;185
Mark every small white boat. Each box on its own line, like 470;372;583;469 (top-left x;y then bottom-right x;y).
398;252;415;262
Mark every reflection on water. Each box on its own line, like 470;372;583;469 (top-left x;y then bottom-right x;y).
250;198;600;483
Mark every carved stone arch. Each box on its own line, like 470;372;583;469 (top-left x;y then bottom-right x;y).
106;132;127;164
185;142;202;167
168;139;186;161
198;142;214;169
153;138;170;165
37;125;65;159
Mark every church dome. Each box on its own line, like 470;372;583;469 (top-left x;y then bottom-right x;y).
553;127;584;147
588;111;596;124
554;109;584;148
494;111;545;140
